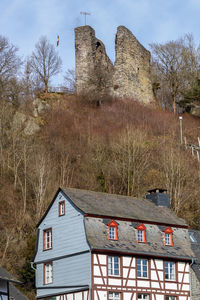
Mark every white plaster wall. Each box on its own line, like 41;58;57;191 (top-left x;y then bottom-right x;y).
153;295;164;300
94;266;101;276
123;292;132;300
123;257;131;266
178;262;185;272
108;278;121;286
98;255;106;265
165;282;177;290
75;292;82;300
137;280;150;287
97;291;107;299
126;279;136;286
56;290;89;300
155;260;163;269
94;277;103;285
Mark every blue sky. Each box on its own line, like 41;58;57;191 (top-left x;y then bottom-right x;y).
0;0;200;86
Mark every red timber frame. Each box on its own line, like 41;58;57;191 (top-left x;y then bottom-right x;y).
91;252;190;300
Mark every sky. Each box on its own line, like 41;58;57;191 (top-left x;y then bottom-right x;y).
0;0;200;87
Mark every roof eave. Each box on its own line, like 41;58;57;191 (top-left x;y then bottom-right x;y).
91;247;195;262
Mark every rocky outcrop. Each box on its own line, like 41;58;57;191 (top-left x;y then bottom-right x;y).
12;98;50;136
13;112;40;136
75;25;155;104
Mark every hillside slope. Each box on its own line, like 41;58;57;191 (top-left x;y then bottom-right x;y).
0;94;200;298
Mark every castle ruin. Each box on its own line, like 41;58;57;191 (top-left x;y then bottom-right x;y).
75;25;154;104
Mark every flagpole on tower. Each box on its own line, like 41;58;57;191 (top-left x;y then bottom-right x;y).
80;12;91;25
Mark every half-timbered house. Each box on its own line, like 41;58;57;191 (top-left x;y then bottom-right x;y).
34;188;195;300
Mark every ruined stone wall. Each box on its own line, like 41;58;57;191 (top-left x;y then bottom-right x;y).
75;26;113;97
75;25;154;104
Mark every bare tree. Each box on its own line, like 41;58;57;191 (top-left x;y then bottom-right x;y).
30;36;62;92
0;35;21;100
63;69;75;93
150;34;199;113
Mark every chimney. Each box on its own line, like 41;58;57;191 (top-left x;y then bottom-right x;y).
146;188;170;208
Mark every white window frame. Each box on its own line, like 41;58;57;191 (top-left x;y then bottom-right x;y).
109;226;115;239
138;230;143;242
109;292;120;300
108;256;120;276
165;233;170;245
43;228;52;250
138;294;149;300
44;262;53;284
164;261;175;280
59;201;65;216
165;297;176;300
137;258;148;278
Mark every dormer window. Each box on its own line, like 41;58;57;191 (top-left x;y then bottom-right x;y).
137;224;146;243
108;220;118;240
59;201;65;216
164;227;173;246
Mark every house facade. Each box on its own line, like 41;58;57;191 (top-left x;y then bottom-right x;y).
34;188;195;300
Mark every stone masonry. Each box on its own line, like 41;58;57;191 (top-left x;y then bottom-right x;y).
75;25;155;104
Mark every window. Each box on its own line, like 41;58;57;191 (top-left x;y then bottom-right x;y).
43;228;52;250
189;232;197;243
137;224;146;243
109;292;120;300
108;256;120;276
137;258;148;278
138;295;149;300
165;297;176;300
44;262;53;284
165;261;175;280
108;220;118;240
59;201;65;216
164;227;173;246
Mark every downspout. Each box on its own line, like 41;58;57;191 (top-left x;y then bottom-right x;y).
31;262;37;271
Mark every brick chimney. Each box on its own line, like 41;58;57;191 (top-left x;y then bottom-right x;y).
146;188;170;208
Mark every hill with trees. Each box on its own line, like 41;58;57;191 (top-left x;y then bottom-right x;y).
0;32;200;299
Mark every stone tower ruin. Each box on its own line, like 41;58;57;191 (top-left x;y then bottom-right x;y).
75;25;154;104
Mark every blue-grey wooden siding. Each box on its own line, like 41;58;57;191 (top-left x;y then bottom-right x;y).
36;252;91;298
34;191;91;298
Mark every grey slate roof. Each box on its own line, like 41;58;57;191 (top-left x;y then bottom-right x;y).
189;230;200;280
0;267;28;300
0;267;21;284
63;188;187;226
9;283;28;300
85;217;195;260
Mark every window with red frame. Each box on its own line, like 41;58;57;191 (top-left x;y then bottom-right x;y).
59;201;65;216
164;227;173;246
137;224;146;243
43;228;52;250
44;262;53;284
108;220;118;240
